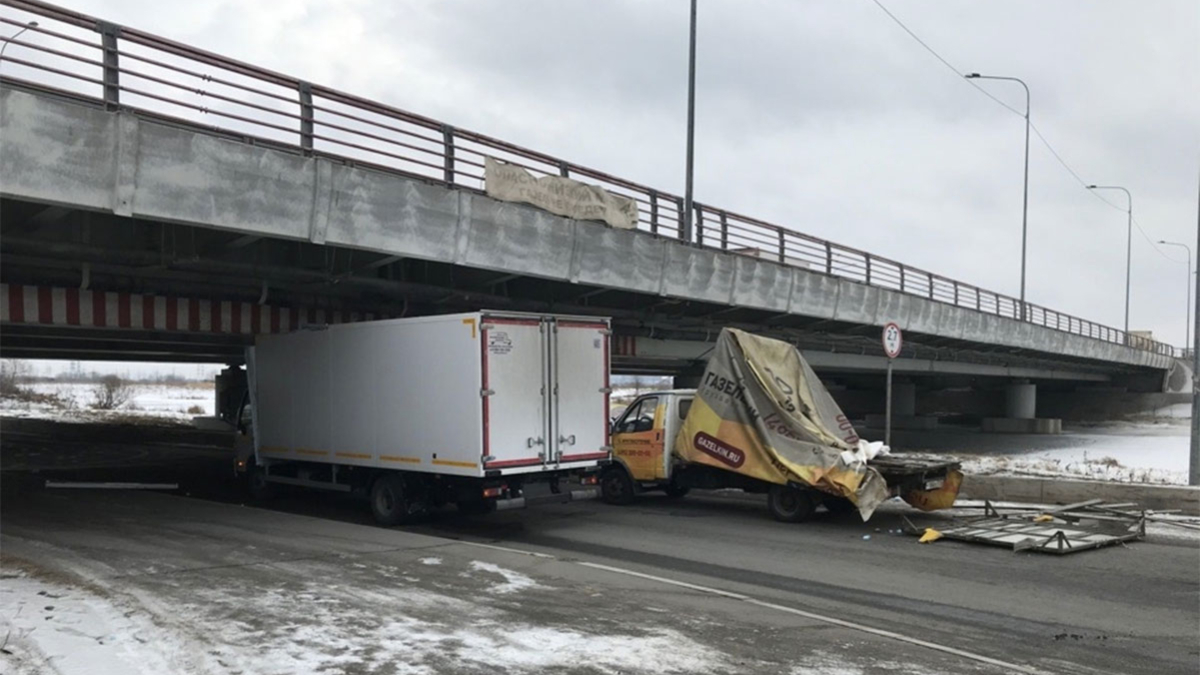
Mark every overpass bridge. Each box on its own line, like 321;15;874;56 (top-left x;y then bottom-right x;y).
0;1;1185;423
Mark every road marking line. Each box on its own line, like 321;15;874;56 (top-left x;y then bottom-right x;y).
459;541;555;559
575;562;1049;675
578;562;750;600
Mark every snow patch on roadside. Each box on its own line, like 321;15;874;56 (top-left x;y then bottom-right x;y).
453;624;731;673
466;560;542;594
1;567;737;675
957;453;1187;485
419;556;442;566
0;572;191;675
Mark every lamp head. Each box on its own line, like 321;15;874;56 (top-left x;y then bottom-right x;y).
965;73;981;79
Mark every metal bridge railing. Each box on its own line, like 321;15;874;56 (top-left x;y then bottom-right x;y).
0;0;1181;359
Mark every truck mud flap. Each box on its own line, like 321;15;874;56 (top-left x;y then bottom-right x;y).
495;488;599;511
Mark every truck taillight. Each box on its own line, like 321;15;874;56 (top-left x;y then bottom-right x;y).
580;475;598;486
483;486;504;498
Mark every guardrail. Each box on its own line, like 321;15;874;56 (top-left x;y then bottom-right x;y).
0;0;1181;359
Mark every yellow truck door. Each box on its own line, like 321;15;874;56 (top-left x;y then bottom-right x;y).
611;395;666;481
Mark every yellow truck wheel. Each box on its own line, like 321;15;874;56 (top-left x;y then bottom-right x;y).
767;484;818;523
600;466;636;505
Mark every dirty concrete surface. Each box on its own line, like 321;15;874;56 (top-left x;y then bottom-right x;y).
1;418;1197;674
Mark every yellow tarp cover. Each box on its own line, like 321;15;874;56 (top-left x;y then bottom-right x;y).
674;328;889;519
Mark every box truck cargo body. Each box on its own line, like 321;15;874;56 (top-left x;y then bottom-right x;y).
240;311;611;524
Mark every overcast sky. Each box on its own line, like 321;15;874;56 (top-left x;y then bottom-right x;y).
8;1;1200;363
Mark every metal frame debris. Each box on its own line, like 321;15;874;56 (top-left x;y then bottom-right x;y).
903;499;1146;554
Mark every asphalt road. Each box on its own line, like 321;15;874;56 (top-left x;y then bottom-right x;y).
2;418;1197;674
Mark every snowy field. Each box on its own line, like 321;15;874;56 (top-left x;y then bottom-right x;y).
952;426;1190;485
886;420;1193;486
0;381;214;423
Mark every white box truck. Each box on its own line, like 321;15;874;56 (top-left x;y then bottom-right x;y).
233;311;611;524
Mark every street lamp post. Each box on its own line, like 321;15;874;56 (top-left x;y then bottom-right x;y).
682;0;698;243
1088;185;1133;337
966;73;1031;320
1159;240;1193;351
0;20;38;63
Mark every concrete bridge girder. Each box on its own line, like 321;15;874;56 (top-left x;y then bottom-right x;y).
0;86;1174;373
613;336;1111;382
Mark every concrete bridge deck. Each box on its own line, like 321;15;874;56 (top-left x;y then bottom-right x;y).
0;0;1178;385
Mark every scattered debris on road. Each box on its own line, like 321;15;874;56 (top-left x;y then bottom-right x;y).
903;499;1146;554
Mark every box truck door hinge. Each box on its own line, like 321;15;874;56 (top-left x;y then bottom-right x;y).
601;445;613;452
599;387;613;394
480;388;495;397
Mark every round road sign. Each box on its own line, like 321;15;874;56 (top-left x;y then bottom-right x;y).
882;322;902;359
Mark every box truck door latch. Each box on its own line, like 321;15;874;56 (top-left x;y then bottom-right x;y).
526;436;544;448
558;434;576;446
480;388;495;397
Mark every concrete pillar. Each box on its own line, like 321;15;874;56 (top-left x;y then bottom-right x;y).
892;381;916;417
1006;382;1037;420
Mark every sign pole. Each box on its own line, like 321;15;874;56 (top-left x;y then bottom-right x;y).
881;322;903;448
885;358;894;447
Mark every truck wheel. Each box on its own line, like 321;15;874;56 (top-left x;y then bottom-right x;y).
247;464;276;501
663;482;690;499
600;466;636;505
370;474;415;526
768;484;818;523
823;496;857;516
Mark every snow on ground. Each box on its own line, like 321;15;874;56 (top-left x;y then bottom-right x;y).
956;452;1188;485
891;422;1192;486
0;558;739;675
0;381;213;423
0;571;183;675
944;427;1191;485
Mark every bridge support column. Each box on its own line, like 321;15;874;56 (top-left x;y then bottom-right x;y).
1005;381;1037;419
864;381;937;434
893;381;916;418
983;380;1061;434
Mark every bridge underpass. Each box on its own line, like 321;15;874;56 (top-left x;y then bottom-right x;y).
0;3;1184;429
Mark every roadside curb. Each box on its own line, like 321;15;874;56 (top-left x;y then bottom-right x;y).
961;475;1200;515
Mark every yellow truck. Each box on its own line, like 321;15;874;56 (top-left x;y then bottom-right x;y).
600;329;962;522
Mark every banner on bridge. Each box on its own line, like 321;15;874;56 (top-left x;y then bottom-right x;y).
485;157;638;230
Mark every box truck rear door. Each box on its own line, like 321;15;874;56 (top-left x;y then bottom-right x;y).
552;320;610;464
482;317;548;470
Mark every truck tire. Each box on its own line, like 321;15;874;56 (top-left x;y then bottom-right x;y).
600;466;636;505
370;474;415;526
823;496;857;516
663;482;690;499
247;464;276;501
767;484;818;523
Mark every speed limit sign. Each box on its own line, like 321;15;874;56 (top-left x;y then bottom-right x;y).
882;322;903;359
